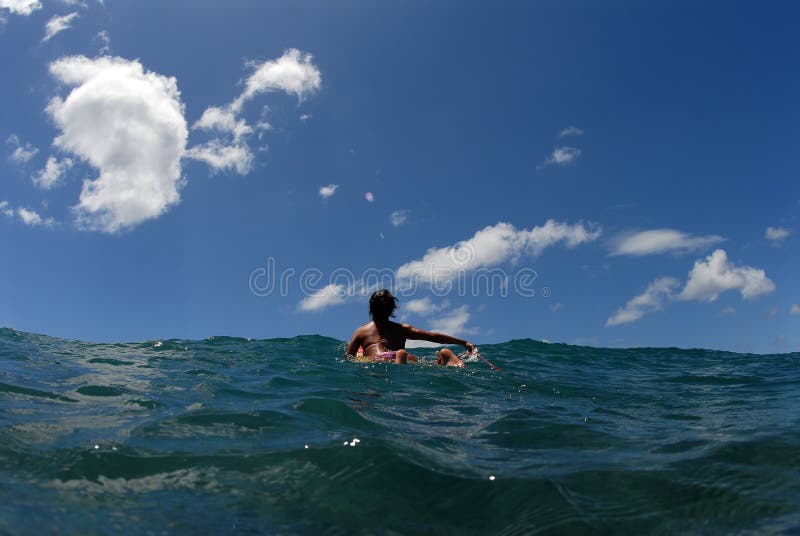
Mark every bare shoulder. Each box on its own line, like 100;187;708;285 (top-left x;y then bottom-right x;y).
403;323;426;337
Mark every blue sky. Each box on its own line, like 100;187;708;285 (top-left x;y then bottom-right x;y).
1;0;797;353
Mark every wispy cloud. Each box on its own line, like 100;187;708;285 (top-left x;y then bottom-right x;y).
319;184;338;198
296;219;601;313
791;304;800;315
7;134;38;163
765;226;791;246
32;156;73;189
1;203;54;227
189;49;321;175
559;126;584;137
185;140;253;175
397;220;601;286
611;229;725;256
42;11;78;42
298;284;346;312
403;297;446;316
606;277;680;326
390;209;408;227
96;30;110;54
539;146;581;168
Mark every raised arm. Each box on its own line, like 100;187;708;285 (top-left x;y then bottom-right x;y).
404;324;474;353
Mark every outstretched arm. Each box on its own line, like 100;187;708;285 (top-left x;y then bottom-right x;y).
404;324;474;353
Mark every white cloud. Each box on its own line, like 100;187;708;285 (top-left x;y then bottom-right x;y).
540;146;581;168
42;11;78;42
96;30;110;54
32;156;73;189
0;0;41;15
612;229;725;256
232;49;321;110
47;55;188;233
7;134;38;163
791;304;800;315
17;207;54;227
721;306;736;315
677;249;775;302
300;113;312;121
606;277;680;326
318;184;338;198
298;284;346;312
430;305;472;335
0;201;13;217
296;220;599;313
185;140;252;175
396;220;601;285
765;226;790;246
193;105;252;142
191;49;321;175
559;126;584;137
403;297;446;316
390;209;408;227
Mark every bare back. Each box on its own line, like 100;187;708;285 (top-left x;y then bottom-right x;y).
350;320;408;357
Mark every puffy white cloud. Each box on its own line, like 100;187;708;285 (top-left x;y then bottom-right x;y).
185;140;253;175
390;209;408;227
397;220;601;285
319;184;338;198
540;146;580;168
232;49;321;110
0;0;41;15
298;284;346;312
32;156;73;189
791;304;800;315
17;207;54;227
677;249;775;302
46;55;188;233
42;11;78;42
300;113;312;121
7;134;38;164
612;229;725;256
765;226;791;246
559;126;584;137
606;277;680;326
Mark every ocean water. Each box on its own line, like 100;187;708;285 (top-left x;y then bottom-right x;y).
0;328;798;535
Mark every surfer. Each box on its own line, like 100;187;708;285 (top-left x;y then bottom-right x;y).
345;289;473;366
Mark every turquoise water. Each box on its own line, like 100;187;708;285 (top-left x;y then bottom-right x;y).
0;327;798;534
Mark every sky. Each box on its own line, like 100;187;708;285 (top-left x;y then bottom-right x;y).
1;0;798;353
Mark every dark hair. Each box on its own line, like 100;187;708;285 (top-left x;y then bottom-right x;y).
369;289;398;321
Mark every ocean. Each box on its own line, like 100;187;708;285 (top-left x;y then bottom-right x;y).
0;327;798;534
